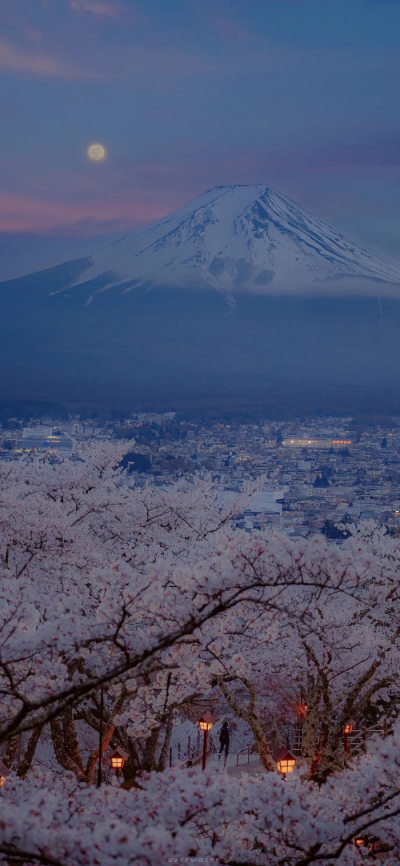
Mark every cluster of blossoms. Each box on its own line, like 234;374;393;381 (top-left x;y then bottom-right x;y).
1;446;400;864
1;727;400;865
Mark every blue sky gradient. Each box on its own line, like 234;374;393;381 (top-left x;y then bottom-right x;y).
1;0;400;278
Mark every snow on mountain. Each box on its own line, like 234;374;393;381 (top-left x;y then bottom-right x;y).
77;184;400;295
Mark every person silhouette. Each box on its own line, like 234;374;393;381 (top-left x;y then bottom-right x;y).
218;721;232;764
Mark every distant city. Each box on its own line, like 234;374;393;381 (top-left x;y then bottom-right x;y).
4;413;400;540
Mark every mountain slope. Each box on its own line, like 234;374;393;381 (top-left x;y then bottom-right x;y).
2;184;400;414
75;184;400;295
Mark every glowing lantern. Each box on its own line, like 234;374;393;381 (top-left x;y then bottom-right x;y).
273;746;296;775
197;712;215;732
109;746;128;777
344;720;355;755
295;702;307;721
0;760;10;787
196;712;216;771
353;836;388;854
353;837;365;848
110;753;124;769
294;690;307;722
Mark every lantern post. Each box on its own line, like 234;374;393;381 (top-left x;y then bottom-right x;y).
196;712;216;771
97;686;104;789
109;746;129;780
344;720;354;756
0;760;10;788
272;746;296;777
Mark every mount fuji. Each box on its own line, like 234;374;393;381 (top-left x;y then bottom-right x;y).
75;184;400;296
2;183;400;416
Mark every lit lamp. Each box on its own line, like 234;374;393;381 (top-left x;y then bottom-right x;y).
0;760;10;787
344;720;355;755
273;746;296;776
353;836;387;853
296;702;307;721
109;746;129;779
196;712;216;771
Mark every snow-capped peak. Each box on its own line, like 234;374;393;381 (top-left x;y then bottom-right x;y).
77;184;400;295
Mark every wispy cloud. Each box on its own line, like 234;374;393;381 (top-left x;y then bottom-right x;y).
0;192;164;234
206;13;289;68
68;0;122;17
0;37;100;78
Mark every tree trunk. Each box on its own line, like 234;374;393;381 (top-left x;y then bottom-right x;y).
301;686;323;767
85;689;128;785
62;707;85;773
157;709;174;772
119;731;141;788
218;677;276;772
141;726;161;772
50;716;86;782
3;737;18;769
17;725;43;779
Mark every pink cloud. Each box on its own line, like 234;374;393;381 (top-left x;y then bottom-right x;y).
0;37;100;79
210;16;252;41
68;0;122;17
0;193;168;234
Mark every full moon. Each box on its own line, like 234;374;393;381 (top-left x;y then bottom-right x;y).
87;143;106;161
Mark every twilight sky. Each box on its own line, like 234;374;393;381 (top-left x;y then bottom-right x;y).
1;0;400;279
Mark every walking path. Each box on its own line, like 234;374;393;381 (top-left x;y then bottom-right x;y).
207;753;266;777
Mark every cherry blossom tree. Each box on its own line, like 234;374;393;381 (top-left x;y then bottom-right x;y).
204;533;400;779
2;529;354;778
1;722;400;865
0;446;264;778
1;449;400;866
0;467;375;784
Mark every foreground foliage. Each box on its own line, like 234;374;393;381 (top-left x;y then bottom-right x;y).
0;448;400;864
1;727;400;865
